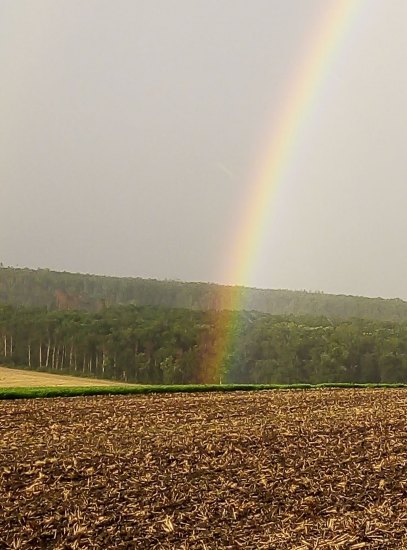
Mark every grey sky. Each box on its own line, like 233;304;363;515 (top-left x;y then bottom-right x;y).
1;0;407;299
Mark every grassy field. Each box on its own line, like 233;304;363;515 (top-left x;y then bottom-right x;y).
1;364;407;403
0;365;407;400
1;388;406;548
0;365;134;388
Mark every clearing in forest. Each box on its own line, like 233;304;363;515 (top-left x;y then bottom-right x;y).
0;389;406;548
0;365;133;387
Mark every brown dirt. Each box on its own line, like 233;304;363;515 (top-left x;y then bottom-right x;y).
0;389;406;549
0;366;134;387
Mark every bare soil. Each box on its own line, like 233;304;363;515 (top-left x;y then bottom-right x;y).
0;389;406;549
0;366;133;387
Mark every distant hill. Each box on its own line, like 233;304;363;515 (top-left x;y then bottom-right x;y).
1;266;407;322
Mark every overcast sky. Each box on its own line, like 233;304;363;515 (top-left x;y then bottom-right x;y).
1;0;407;299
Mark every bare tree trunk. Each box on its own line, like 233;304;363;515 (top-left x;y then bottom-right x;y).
28;343;31;368
46;342;50;368
102;350;106;375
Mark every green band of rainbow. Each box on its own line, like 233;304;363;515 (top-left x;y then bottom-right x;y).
212;0;364;382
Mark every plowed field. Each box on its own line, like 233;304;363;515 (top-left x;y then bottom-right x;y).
0;389;406;549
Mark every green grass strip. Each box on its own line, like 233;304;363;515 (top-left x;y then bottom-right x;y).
0;382;407;400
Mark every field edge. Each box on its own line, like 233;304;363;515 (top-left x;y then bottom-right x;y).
1;382;407;400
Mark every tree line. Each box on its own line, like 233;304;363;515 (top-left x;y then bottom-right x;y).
2;266;407;322
1;304;407;384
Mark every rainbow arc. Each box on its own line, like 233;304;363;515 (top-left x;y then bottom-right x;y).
212;0;364;382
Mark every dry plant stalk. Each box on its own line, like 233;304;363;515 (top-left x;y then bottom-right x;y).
0;389;406;548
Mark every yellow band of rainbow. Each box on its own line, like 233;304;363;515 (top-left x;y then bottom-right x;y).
212;0;364;382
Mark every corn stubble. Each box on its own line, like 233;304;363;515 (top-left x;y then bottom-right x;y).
0;389;406;549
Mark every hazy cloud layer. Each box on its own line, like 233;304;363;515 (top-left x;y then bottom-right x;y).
1;0;407;298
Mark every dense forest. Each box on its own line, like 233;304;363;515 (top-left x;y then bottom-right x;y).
1;266;407;322
1;304;407;384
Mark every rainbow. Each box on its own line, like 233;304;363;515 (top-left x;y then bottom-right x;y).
210;0;364;382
